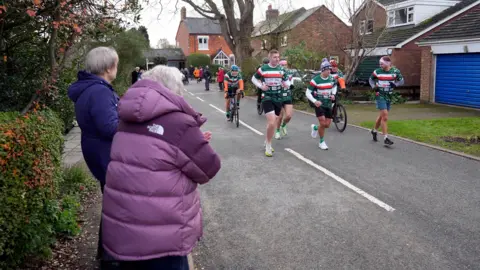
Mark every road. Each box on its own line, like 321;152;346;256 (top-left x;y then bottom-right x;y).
182;82;480;270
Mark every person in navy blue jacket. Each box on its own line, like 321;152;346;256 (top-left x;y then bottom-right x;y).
68;46;120;262
68;46;119;192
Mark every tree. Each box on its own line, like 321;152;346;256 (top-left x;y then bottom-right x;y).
0;0;143;114
156;38;175;49
284;42;327;70
325;0;388;83
138;25;150;45
169;0;255;63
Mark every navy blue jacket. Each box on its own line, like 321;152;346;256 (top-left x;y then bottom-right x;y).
68;71;119;186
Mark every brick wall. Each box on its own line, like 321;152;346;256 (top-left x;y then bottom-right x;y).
390;48;422;86
188;34;233;56
352;1;386;33
251;6;352;65
420;47;433;102
175;22;190;56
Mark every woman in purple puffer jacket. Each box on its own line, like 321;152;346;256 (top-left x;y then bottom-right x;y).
101;65;221;270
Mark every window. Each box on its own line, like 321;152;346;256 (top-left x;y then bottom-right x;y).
261;39;267;49
388;7;414;27
197;36;209;50
359;19;374;35
213;51;230;66
281;35;288;47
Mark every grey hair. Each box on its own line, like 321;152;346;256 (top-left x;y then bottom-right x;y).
141;65;184;96
85;47;118;75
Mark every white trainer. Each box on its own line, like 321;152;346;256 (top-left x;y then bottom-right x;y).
311;124;318;138
319;141;329;150
265;144;273;157
275;131;281;140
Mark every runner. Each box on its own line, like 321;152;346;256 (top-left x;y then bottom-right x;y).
224;65;244;119
306;58;337;150
251;50;290;157
369;56;404;145
274;59;294;139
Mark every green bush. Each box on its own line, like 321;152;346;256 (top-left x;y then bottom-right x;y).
187;53;210;68
240;57;260;96
364;90;407;104
0;109;64;268
210;64;224;74
292;81;306;103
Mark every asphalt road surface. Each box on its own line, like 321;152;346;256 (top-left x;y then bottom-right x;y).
182;82;480;270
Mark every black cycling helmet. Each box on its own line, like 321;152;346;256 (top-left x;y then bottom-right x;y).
262;57;270;64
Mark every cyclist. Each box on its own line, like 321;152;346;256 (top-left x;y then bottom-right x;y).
224;65;244;119
274;59;294;139
306;58;337;150
256;57;270;111
369;56;404;146
329;59;346;123
251;50;290;157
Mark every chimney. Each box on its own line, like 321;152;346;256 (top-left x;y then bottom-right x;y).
266;4;279;20
181;7;186;20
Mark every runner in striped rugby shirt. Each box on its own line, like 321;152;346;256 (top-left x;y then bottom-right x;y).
306;58;337;150
369;56;404;146
251;50;290;157
274;59;294;140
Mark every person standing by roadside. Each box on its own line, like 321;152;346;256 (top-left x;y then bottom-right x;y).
138;68;144;80
131;67;139;85
67;46;120;261
198;66;204;83
194;67;200;81
217;67;225;91
189;65;194;80
101;65;221;270
369;56;404;146
204;65;211;91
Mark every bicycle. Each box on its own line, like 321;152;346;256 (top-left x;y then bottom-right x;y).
228;92;240;128
332;91;347;132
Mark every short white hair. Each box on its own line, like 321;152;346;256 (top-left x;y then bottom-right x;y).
141;65;184;96
85;47;118;75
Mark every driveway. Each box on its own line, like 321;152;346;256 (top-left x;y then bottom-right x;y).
182;83;480;270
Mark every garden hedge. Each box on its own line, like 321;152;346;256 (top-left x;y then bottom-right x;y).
0;109;64;268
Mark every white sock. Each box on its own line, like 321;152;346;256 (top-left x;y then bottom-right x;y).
373;129;377;133
384;134;388;139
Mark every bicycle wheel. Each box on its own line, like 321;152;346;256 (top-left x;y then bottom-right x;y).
334;104;347;132
229;99;234;122
235;102;240;128
257;102;263;115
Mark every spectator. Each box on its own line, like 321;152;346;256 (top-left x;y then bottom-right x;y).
67;46;120;261
193;67;200;82
203;65;211;91
101;65;221;269
217;67;225;92
138;68;145;80
189;65;194;80
131;67;140;85
198;67;203;83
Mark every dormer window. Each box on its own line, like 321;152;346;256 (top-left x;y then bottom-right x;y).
261;39;267;49
360;19;374;35
388;6;414;27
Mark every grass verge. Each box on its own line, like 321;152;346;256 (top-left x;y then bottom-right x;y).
359;117;480;157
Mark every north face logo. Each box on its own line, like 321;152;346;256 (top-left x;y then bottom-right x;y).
147;124;164;135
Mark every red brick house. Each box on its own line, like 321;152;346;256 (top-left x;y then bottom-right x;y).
350;0;479;93
175;7;235;66
251;5;352;67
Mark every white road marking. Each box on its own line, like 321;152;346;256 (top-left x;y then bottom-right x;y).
285;148;395;212
196;97;205;102
189;92;194;96
209;104;264;136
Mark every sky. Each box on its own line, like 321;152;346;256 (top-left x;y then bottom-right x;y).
138;0;353;48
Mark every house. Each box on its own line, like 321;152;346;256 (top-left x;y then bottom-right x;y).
144;48;186;69
175;7;235;67
415;1;480;109
251;5;352;66
350;0;479;98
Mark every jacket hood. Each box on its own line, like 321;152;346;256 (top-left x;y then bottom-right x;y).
68;71;113;102
118;79;205;125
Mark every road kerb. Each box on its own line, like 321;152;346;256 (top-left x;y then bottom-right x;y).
188;254;194;270
292;107;480;162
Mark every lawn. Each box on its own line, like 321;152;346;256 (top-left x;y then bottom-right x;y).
359;117;480;157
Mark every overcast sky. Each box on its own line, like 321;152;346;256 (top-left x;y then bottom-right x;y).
138;0;354;48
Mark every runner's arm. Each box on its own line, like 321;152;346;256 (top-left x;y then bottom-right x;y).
331;85;338;95
251;76;264;89
306;81;317;103
393;69;405;87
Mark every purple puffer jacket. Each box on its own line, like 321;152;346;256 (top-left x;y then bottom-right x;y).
102;79;221;261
